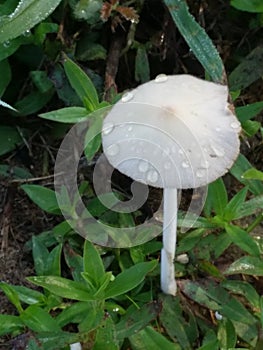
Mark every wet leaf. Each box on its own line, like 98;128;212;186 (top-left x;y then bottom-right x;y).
0;0;62;43
224;256;263;276
164;0;224;82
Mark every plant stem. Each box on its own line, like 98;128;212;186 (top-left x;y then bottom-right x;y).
161;188;178;296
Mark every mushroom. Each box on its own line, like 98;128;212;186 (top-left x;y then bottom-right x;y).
101;74;241;295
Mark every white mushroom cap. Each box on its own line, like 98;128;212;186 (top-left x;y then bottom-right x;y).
102;74;241;189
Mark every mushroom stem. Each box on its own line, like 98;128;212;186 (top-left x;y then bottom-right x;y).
161;188;178;296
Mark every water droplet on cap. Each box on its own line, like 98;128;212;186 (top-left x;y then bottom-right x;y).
178;149;184;155
127;124;133;132
196;169;205;178
146;169;159;183
155;74;168;83
211;145;225;157
182;161;190;168
105;144;119;157
121;91;134;102
138;160;149;173
230;121;240;129
201;160;209;169
102;122;114;135
215;127;221;132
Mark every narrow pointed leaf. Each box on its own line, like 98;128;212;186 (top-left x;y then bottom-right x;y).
164;0;224;82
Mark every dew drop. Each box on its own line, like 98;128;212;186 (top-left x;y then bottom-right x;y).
211;145;225;157
23;29;31;37
138;160;149;173
3;41;10;48
201;160;209;169
215;127;221;132
230;121;240;129
146;169;159;183
105;144;119;157
178;149;184;155
155;74;168;83
80;9;87;16
164;162;171;170
196;169;205;178
121;91;134;102
102;122;114;135
182;161;190;168
127;124;133;132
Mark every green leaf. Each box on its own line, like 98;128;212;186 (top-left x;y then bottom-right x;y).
46;244;62;276
242;168;263;181
84;113;103;160
15;89;54;116
0;126;22;156
63;244;84;282
177;229;205;253
129;325;181;350
34;22;59;45
221;280;260;309
217;318;236;350
0;59;11;97
73;0;102;24
0;164;32;179
0;315;24;336
229;46;263;90
0;0;63;43
11;285;46;305
30;70;53;93
223;187;248;221
36;331;79;350
93;315;118;350
224;256;263;276
116;301;162;340
32;235;49;275
236;101;263;123
207;178;228;216
225;224;260;257
104;260;157;299
231;0;263;13
63;56;99;109
160;295;197;349
242;120;261;137
56;301;98;327
20;305;61;333
28;275;94;301
0;282;23;313
230;154;263;195
21;184;61;214
39;106;90;123
234;195;263;219
135;46;150;83
164;0;224;82
83;240;105;287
